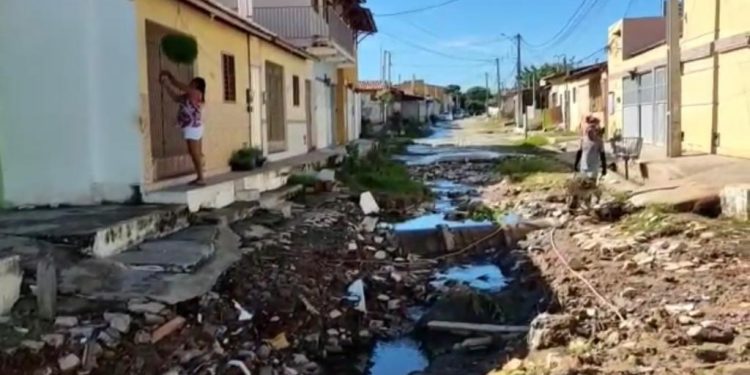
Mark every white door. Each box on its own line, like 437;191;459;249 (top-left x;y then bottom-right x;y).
250;65;263;149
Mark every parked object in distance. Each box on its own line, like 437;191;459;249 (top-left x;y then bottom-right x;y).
438;112;453;121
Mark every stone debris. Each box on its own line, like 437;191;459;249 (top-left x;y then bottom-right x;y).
54;316;79;328
127;300;166;315
41;334;65;348
359;191;380;215
58;354;80;372
103;312;132;333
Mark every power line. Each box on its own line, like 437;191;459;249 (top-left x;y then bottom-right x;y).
523;0;602;49
375;0;463;17
380;31;495;62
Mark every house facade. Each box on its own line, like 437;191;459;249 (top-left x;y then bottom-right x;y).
253;0;375;147
608;2;750;157
544;63;607;132
0;0;341;207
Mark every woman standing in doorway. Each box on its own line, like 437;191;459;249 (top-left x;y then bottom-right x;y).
160;70;207;185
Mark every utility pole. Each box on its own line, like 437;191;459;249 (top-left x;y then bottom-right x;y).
515;33;524;137
485;72;490;115
380;48;386;83
666;0;682;157
495;57;502;115
387;51;393;86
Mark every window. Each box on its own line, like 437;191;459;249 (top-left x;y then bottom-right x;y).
572;87;577;103
292;75;300;107
222;54;236;102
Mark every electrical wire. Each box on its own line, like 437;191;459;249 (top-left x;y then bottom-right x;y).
380;31;496;62
522;0;597;49
375;0;463;17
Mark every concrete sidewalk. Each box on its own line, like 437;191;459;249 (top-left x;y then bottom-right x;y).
544;140;750;209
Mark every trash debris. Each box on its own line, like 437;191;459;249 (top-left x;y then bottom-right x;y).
225;360;252;375
265;332;291;350
233;300;254;321
345;279;366;313
151;316;187;344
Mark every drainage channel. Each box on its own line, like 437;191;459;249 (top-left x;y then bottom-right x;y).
364;128;513;374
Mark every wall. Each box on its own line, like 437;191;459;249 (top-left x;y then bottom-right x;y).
251;37;312;161
715;0;750;158
312;61;337;148
0;0;143;206
622;17;666;58
135;0;252;184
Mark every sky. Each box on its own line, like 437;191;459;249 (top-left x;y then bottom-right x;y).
358;0;664;91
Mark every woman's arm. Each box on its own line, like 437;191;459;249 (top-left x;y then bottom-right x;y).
160;72;184;102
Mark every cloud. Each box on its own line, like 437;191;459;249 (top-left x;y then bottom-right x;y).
436;36;505;56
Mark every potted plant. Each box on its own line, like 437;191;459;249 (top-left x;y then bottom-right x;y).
229;146;265;171
161;34;198;64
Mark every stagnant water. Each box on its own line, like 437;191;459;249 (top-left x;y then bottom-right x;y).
364;121;512;375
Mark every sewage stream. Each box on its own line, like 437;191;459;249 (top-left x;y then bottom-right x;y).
364;121;514;375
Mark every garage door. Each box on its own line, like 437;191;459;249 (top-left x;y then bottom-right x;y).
622;76;640;138
653;68;667;146
640;71;655;144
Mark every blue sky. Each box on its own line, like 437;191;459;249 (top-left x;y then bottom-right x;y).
358;0;663;91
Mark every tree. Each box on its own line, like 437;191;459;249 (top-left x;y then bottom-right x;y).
465;86;491;102
519;62;567;88
445;84;462;95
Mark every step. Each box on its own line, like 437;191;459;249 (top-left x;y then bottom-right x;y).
0;205;189;258
142;153;332;212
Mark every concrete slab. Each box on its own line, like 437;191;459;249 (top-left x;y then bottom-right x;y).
0;205;189;258
58;225;241;304
143;147;345;213
109;240;215;273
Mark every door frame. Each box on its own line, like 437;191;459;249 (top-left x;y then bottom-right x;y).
305;79;315;151
145;21;194;181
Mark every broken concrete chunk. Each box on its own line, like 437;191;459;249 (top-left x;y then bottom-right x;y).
316;169;336;182
359;192;380;215
241;225;275;241
103;312;132;333
36;253;57;320
21;340;45;351
55;316;79;328
360;217;379;233
374;250;387;260
0;255;22;316
329;309;342;319
58;353;81;372
41;333;66;348
128;300;166;315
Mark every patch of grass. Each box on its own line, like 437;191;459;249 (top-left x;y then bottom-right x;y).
339;144;429;200
514;135;551;148
495;156;568;181
617;204;683;237
286;174;318;187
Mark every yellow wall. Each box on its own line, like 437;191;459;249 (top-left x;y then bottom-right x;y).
135;0;313;183
135;0;251;184
681;57;714;153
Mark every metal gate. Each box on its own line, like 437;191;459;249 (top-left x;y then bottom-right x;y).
145;22;195;180
640;71;655;144
653;68;667;146
622;76;640;138
621;69;668;145
265;61;286;152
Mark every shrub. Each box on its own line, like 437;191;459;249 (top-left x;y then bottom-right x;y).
229;146;264;171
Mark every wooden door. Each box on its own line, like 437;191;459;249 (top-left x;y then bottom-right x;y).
145;21;194;180
265;61;286;153
305;79;315;151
